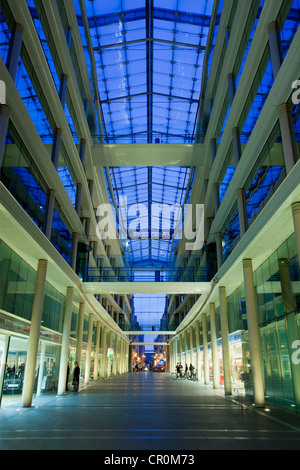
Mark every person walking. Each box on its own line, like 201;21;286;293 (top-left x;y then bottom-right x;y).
73;362;80;392
189;364;195;380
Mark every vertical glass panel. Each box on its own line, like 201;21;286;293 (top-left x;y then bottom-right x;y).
35;342;61;396
27;4;61;93
244;122;285;226
0;11;12;64
51;203;72;264
57;142;77;207
0;241;37;321
235;0;264;91
279;0;300;60
239;48;274;144
70;304;79;340
291;101;300;162
218;142;234;203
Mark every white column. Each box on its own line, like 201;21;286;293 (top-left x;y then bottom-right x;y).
209;302;219;389
76;302;85;365
184;330;188;367
84;313;94;385
202;313;210;385
228;73;236;105
57;287;74;395
22;259;48;407
189;326;194;366
210;138;217;163
113;333;118;376
216;232;223;271
125;342;129;373
174;338;178;367
93;321;101;381
169;341;173;372
119;339;124;374
219;286;232;395
101;326;107;379
292;202;300;266
70;232;79;271
243;259;265;407
195;321;201;376
107;331;113;378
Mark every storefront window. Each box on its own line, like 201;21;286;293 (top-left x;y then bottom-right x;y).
35;341;61;396
255;233;300;412
42;282;65;332
1;336;28;408
244;121;285;227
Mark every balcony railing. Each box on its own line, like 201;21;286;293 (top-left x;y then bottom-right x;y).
83;265;210;283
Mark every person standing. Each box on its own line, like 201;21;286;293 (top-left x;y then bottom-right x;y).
73;362;80;392
66;361;70;391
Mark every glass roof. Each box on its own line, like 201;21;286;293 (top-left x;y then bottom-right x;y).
77;0;214;143
107;166;192;264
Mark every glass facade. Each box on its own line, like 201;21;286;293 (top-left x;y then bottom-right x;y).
0;241;90;406
255;233;300;412
216;234;300;411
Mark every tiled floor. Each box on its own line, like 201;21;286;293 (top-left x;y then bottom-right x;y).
1;372;300;450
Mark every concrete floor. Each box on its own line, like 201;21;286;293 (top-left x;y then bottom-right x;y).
1;372;300;451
